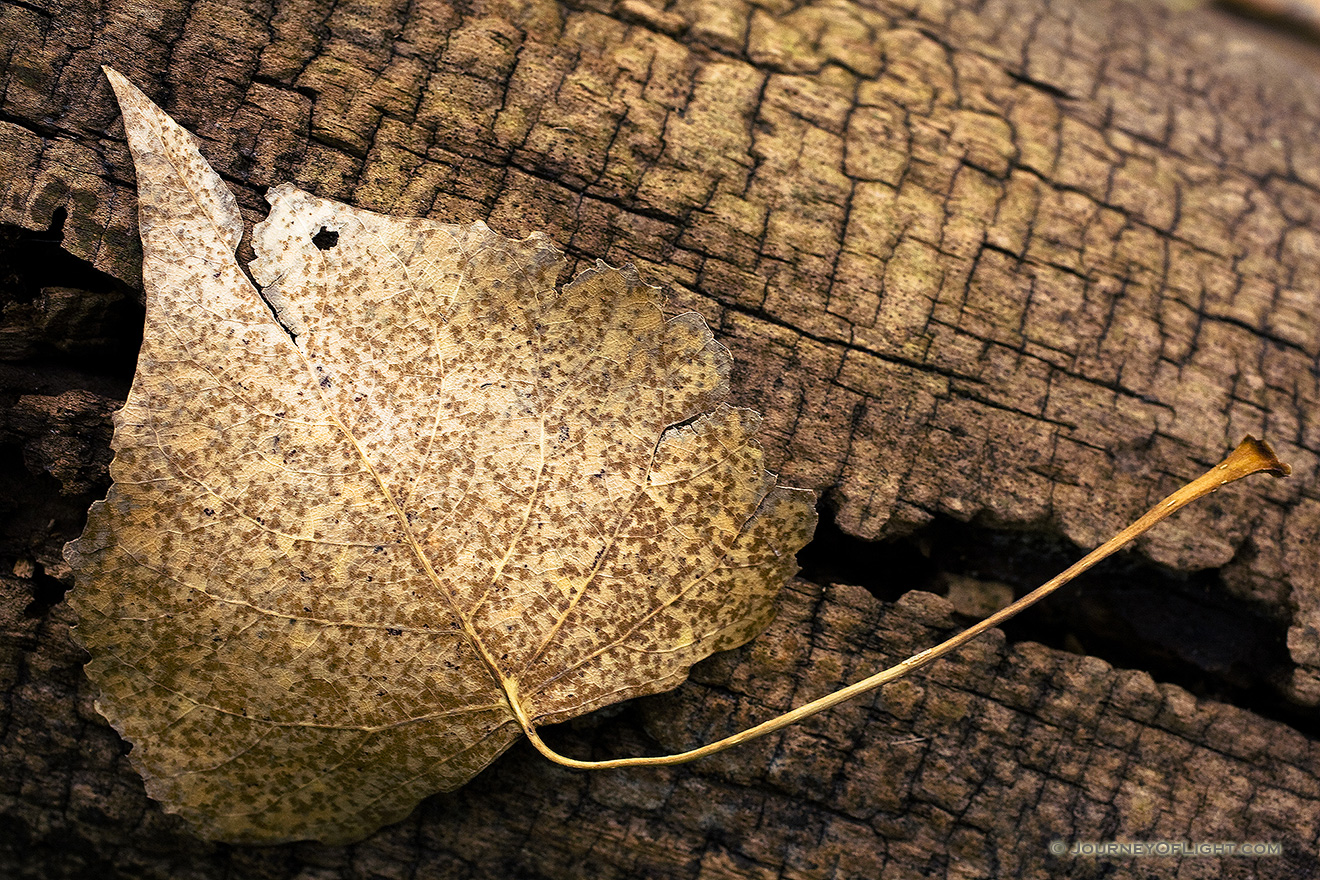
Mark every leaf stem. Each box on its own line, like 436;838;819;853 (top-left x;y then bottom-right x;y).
517;436;1290;771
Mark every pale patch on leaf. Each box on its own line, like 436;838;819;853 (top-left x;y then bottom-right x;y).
66;68;817;844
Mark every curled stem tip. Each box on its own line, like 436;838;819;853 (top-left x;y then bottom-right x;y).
521;436;1292;771
1230;435;1290;479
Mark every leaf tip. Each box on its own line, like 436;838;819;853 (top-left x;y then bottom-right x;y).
101;65;139;106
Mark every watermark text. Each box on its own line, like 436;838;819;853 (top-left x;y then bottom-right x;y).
1049;840;1281;858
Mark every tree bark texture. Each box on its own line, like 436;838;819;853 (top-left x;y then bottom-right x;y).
1;0;1319;876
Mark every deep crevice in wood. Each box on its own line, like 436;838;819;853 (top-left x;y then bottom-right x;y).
798;501;1311;735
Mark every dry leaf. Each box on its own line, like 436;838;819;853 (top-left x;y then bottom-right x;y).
66;67;1292;849
66;68;817;844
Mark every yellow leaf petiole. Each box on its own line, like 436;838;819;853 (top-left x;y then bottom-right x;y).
517;436;1291;770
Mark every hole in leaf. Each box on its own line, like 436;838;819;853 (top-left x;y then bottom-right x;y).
312;227;339;250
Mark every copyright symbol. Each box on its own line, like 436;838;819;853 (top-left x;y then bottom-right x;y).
1049;841;1067;855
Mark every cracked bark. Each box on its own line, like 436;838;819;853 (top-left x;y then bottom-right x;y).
1;0;1319;876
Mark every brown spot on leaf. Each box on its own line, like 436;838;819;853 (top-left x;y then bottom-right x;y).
64;68;817;846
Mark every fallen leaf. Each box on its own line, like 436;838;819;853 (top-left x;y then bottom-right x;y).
66;68;817;844
67;67;1292;849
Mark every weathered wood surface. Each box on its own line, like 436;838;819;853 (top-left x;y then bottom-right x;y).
1;0;1318;876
